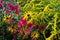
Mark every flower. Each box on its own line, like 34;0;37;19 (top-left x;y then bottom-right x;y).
40;24;45;31
28;22;34;29
5;10;10;14
20;17;27;25
14;9;20;15
13;4;19;10
17;22;22;28
25;29;30;35
8;26;16;34
31;31;39;39
7;2;12;8
2;15;11;22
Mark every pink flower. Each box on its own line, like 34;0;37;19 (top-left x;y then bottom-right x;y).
28;22;34;29
25;29;30;35
7;2;14;10
14;9;20;14
17;22;22;28
7;2;12;8
13;4;19;10
5;10;10;14
20;18;27;25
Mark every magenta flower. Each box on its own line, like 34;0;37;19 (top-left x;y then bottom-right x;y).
17;22;22;28
28;22;34;29
20;18;27;25
7;2;14;10
5;10;10;14
25;29;30;35
13;4;19;10
7;2;12;8
14;9;20;14
40;24;45;31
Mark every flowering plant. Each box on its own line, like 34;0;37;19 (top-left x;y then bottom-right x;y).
0;0;60;40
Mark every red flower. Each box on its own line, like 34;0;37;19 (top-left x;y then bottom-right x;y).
28;22;34;29
40;24;45;31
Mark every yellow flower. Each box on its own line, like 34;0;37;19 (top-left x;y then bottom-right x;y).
7;26;16;33
31;31;39;39
23;11;38;22
2;15;11;22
